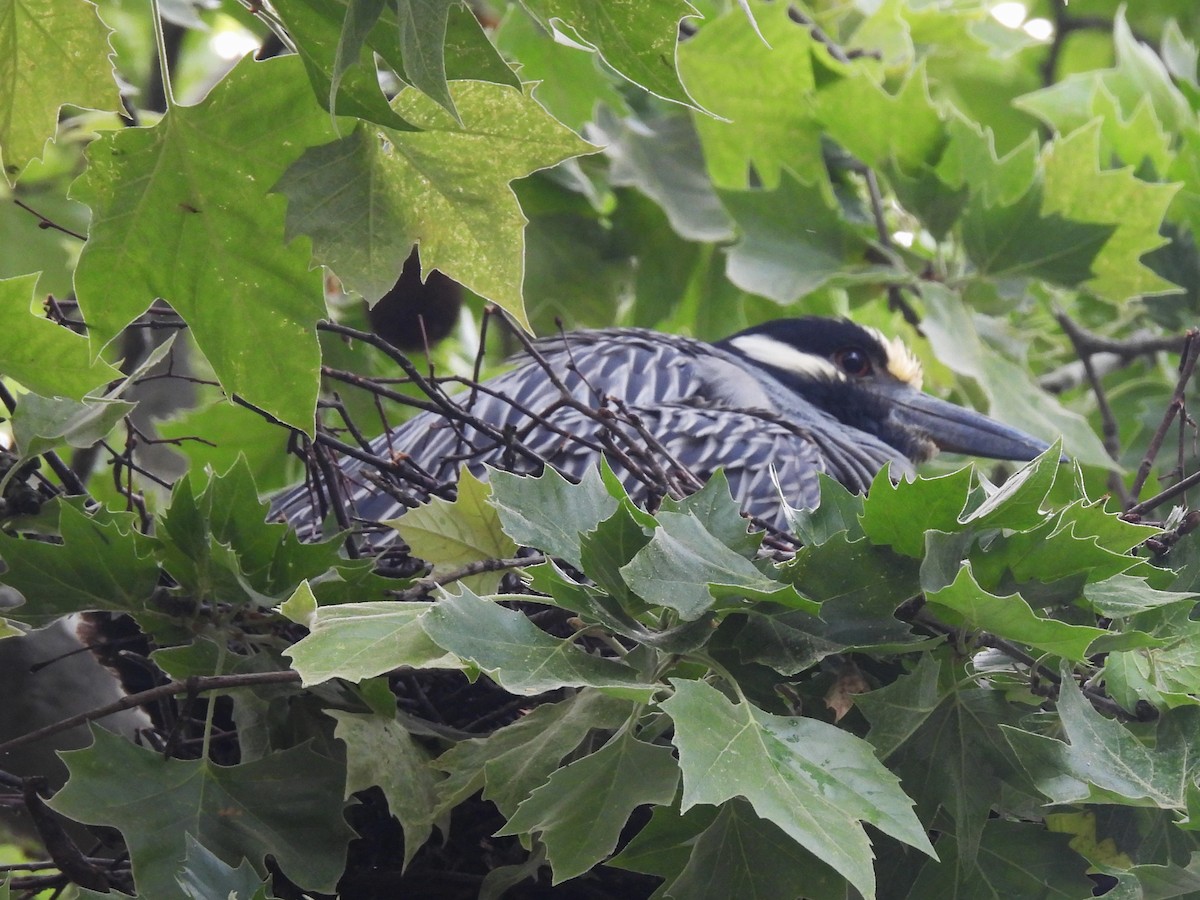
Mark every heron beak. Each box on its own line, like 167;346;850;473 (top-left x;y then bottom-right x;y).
880;383;1053;461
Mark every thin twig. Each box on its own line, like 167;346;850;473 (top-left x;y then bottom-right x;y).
11;198;88;241
1129;330;1200;502
0;670;300;758
390;554;549;601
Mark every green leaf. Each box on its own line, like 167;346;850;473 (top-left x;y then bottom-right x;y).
909;820;1093;898
176;835;268;900
814;61;945;174
1104;620;1200;712
669;799;848;900
0;0;121;180
9;392;134;458
72;55;332;433
520;0;699;108
283;598;458;684
328;0;388;116
433;689;632;817
591;107;733;243
393;0;458;118
50;729;354;898
1003;676;1200;809
619;510;804;621
720;173;879;303
489;465;618;570
1040;121;1180;302
0;274;120;399
331;710;442;869
0;502;160;626
420;587;658;699
271;0;418;130
925;565;1106;662
860;466;972;558
388;468;518;593
1084;574;1199;619
860;658;1027;868
662;678;934;900
678;2;825;189
784;473;865;546
494;6;627;132
659;470;760;559
961;180;1115;286
275;82;595;321
497;730;679;881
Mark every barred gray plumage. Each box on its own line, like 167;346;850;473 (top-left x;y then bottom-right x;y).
272;317;1052;546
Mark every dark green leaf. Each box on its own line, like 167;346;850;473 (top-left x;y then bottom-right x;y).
0;502;160;626
663;678;934;899
51;730;354;898
433;689;631;817
420;587;658;698
498;730;679;881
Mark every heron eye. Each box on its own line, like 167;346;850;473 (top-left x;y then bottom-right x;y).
834;347;872;377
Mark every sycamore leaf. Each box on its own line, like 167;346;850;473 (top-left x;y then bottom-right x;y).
961;181;1115;286
433;689;632;818
388;468;518;593
494;6;628;132
420;587;658;699
9;392;134;459
272;0;418;130
924;565;1106;662
392;0;459;118
814;61;945;174
176;835;268;900
1016;10;1192;136
1003;675;1200;809
619;510;813;620
663;678;934;900
613;799;847;900
860;466;972;558
0;274;120;399
909;820;1093;898
283;598;458;684
497;731;679;881
1041;121;1179;302
276;82;593;321
331;710;442;869
783;473;865;547
50;729;354;898
520;0;700;109
720;173;884;303
0;0;121;181
488;465;618;570
0;502;160;626
859;659;1026;868
677;2;825;189
72;55;333;433
591;106;734;243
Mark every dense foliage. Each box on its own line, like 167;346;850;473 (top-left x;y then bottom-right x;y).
4;0;1200;897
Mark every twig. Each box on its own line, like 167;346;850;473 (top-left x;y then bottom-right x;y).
1126;467;1200;517
0;670;300;758
11;198;88;241
390;554;549;601
1129;330;1200;502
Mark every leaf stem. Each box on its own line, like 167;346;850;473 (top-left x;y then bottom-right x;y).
149;0;177;110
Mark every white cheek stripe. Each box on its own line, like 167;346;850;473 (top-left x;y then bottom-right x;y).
728;334;843;381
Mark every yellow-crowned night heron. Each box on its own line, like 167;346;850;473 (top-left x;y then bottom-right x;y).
273;317;1052;543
